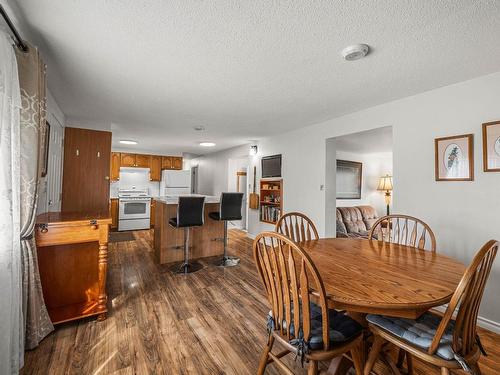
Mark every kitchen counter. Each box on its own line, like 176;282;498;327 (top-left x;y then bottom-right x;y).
153;196;224;264
153;194;220;204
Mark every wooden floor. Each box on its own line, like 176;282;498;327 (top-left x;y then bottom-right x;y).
22;230;499;375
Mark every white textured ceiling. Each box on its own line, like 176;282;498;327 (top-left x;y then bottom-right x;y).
12;0;500;154
335;126;393;154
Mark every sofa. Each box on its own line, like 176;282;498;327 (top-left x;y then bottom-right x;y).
336;205;379;239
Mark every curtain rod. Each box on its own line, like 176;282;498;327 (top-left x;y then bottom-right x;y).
0;4;28;52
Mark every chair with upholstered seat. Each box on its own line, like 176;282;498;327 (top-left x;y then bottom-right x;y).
275;212;319;242
253;231;364;375
169;196;205;274
368;214;436;252
364;240;498;375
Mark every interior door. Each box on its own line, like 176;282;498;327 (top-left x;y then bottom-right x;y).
61;128;111;213
236;171;247;230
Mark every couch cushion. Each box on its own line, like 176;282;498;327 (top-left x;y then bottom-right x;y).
358;205;379;230
336;209;348;237
269;302;363;350
367;312;455;360
337;207;367;234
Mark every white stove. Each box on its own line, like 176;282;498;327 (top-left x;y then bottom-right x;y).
118;188;151;231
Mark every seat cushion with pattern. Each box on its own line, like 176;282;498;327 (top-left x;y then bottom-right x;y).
367;312;455;360
269;302;363;350
337;207;367;235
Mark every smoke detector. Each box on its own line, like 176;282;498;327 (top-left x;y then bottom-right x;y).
341;44;370;61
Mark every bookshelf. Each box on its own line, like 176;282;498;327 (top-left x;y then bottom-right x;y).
259;179;283;224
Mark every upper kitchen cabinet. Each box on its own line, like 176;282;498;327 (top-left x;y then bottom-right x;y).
171;156;183;170
62;127;111;213
110;152;120;181
120;153;136;167
162;156;183;170
135;154;151;168
150;155;162;181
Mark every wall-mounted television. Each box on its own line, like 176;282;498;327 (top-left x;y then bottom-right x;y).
261;154;282;178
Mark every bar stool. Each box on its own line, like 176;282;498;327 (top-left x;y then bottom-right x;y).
209;192;244;267
169;196;205;274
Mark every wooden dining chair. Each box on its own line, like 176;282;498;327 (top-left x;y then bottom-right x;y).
253;231;364;375
275;212;319;242
368;214;436;252
364;239;498;375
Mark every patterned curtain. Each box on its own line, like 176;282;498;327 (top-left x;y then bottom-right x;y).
15;43;54;351
0;30;22;375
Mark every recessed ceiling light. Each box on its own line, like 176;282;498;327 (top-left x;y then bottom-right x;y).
341;44;370;61
119;140;138;145
199;142;216;147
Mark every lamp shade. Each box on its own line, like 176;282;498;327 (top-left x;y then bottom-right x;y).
377;174;393;191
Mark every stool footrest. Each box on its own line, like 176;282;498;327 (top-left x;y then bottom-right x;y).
218;256;240;267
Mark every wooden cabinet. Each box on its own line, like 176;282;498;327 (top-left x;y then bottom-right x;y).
110;152;120;181
110;199;118;230
62;127;111;213
172;156;183;170
150;155;162;181
161;156;173;169
120;153;136;167
150;200;155;228
35;211;111;324
161;156;183;170
135;154;151;168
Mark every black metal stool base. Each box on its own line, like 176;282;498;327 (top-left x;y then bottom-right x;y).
170;261;204;274
218;256;240;267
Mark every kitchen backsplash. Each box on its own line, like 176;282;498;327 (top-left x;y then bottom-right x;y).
110;168;160;198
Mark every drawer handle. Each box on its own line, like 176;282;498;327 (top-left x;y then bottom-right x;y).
39;223;48;233
90;220;98;230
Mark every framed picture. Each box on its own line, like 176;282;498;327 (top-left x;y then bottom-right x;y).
482;120;500;172
41;121;50;177
336;160;362;199
434;134;474;181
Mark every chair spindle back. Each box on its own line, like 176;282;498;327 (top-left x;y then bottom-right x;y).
275;212;319;243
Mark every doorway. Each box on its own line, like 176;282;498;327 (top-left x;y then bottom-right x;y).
191;165;198;194
227;157;250;230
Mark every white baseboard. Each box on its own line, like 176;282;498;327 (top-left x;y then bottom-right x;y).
433;305;500;334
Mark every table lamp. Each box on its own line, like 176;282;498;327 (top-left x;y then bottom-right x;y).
377;174;393;215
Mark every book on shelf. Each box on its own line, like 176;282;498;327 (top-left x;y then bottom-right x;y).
260;205;281;223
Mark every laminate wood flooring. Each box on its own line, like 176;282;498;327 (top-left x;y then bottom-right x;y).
21;230;500;375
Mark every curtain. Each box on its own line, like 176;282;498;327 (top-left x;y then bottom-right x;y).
15;43;54;352
0;30;22;374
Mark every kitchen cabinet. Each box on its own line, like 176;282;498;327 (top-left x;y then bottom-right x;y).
110;199;118;230
150;155;162;181
150;200;155;228
162;156;183;170
172;156;183;170
120;153;136;167
135;154;151;168
110;152;120;181
61;127;111;213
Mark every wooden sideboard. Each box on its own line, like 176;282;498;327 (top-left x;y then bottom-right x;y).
35;211;111;324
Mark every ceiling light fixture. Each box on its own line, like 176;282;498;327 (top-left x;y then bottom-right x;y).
249;145;258;156
341;44;370;61
199;142;216;147
119;140;138;145
193;126;205;131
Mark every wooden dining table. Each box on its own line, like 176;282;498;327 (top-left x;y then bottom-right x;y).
299;237;466;375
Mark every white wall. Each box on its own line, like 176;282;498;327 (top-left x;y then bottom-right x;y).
191;144;250;196
335;151;393;217
242;71;500;325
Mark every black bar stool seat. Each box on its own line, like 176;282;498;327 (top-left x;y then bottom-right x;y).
210;192;244;267
169;196;205;274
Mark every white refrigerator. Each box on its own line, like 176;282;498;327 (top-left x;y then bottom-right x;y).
160;170;191;195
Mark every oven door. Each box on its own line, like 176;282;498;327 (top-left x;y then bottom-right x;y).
119;199;151;220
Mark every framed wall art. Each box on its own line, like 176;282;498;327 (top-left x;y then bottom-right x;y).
434;134;474;181
482;120;500;172
336;160;362;199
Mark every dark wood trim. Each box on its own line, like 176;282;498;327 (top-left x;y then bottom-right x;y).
482;120;500;172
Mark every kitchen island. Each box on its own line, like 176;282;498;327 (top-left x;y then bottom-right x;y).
153;195;224;264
